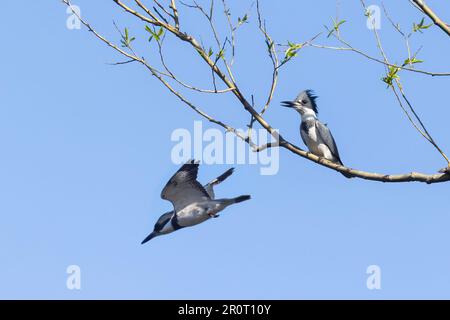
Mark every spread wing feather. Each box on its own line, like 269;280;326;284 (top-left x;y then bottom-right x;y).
203;168;234;199
160;160;210;212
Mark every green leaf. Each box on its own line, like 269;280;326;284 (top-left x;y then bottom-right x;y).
145;25;163;42
413;17;433;33
382;65;400;87
327;18;346;38
402;57;423;66
120;27;136;47
208;47;214;57
282;41;303;63
336;19;346;27
157;27;164;38
216;48;225;60
237;14;248;26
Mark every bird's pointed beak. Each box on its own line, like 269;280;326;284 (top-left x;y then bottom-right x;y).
281;101;296;108
141;232;157;244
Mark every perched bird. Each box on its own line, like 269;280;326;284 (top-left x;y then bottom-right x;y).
141;161;250;244
281;90;351;178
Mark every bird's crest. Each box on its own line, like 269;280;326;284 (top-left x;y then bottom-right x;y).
304;89;319;114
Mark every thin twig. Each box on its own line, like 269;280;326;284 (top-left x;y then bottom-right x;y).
360;0;449;164
170;0;180;29
107;59;137;65
180;0;236;83
308;41;450;77
153;0;175;20
156;33;234;93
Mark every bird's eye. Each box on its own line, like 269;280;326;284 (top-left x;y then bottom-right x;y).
301;100;308;104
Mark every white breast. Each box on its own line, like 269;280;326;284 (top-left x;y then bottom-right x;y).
302;126;319;153
176;203;210;227
301;125;332;159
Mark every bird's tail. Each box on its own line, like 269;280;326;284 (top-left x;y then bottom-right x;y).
141;232;158;244
340;171;353;178
215;195;251;207
208;168;235;187
231;195;251;203
336;159;353;179
210;195;251;216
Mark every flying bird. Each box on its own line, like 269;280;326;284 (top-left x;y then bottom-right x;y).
141;160;250;244
281;90;351;178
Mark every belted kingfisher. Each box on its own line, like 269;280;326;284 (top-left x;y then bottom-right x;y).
141;160;250;244
281;90;351;178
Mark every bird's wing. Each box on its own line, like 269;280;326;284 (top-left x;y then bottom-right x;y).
300;122;310;148
203;168;235;199
315;120;343;164
153;211;174;232
161;160;210;212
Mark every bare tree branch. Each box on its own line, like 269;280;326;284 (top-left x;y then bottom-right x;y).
155;33;234;93
61;0;450;183
170;0;180;29
180;0;236;84
63;0;246;142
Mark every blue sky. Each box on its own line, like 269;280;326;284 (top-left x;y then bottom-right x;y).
1;0;450;299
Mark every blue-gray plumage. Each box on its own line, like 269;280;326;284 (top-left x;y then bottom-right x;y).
141;161;250;244
281;90;351;178
152;211;173;233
